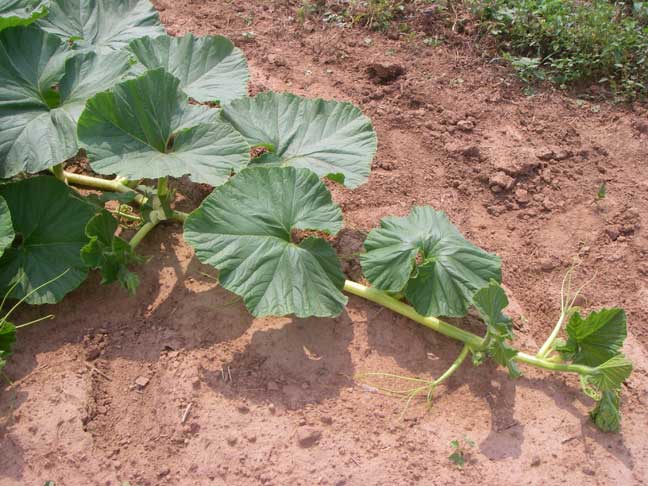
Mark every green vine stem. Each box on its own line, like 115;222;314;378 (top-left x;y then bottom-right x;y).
434;344;470;386
129;212;161;250
63;171;147;205
343;280;595;377
50;164;67;183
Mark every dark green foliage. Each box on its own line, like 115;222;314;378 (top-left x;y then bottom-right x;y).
474;0;648;98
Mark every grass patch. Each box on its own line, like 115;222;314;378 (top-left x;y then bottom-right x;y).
473;0;648;98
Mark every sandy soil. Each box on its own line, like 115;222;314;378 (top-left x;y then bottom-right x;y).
1;2;648;485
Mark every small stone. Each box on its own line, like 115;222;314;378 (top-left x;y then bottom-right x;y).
268;404;276;414
226;434;238;446
245;433;257;443
158;467;170;477
638;262;648;276
554;150;573;161
297;428;322;448
514;188;529;204
606;227;620;241
530;456;541;467
85;347;101;361
535;148;555;161
539;258;555;272
237;404;250;414
134;376;150;389
489;172;515;192
320;415;333;425
582;468;595;476
456;120;475;132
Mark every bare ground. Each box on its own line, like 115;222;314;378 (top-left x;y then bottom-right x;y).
1;2;648;485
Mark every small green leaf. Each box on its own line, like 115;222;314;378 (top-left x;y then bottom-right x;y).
472;280;514;338
36;0;164;52
590;390;621;433
449;451;465;468
79;69;250;186
222;92;377;188
0;176;96;304
559;308;627;367
129;33;249;104
360;207;501;317
0;0;48;31
184;167;347;318
0;321;16;356
488;338;521;379
81;211;143;295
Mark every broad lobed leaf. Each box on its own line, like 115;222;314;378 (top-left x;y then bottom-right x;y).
79;69;250;186
0;0;48;31
184;166;347;318
558;308;627;367
0;196;14;258
222;92;377;188
36;0;164;52
0;26;131;177
129;33;249;104
360;206;501;317
0;176;95;304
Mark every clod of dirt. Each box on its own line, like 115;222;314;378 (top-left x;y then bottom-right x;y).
514;188;530;205
489;172;515;192
553;149;573;161
444;142;482;160
297;427;322;448
85;347;101;361
226;434;238;446
456;119;475;132
367;63;405;84
320;415;333;425
492;156;540;178
539;258;556;272
134;376;150;389
535;148;555;161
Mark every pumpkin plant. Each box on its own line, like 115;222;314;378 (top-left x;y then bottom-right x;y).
0;0;633;432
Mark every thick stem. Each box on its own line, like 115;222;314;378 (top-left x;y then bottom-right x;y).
170;210;189;223
50;164;67;183
433;344;470;386
536;311;567;358
157;176;169;199
129;214;160;250
63;171;147;205
343;281;596;377
343;280;484;350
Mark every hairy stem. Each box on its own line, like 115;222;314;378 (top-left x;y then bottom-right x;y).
343;281;484;349
129;213;160;250
63;171;147;205
536;311;567;359
50;164;67;183
343;281;596;377
434;344;470;386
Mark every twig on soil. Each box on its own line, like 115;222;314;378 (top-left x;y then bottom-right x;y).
181;402;192;424
85;363;111;381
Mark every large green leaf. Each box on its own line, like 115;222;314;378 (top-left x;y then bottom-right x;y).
0;27;132;177
36;0;164;52
221;92;377;188
0;0;48;31
129;33;249;104
360;206;501;317
184;167;347;318
81;210;144;295
0;196;14;258
79;69;250;186
0;176;96;304
557;308;627;367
